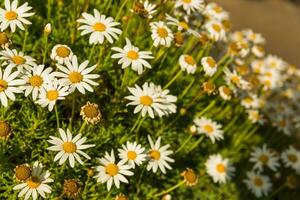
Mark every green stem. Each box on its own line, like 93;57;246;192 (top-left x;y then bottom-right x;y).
186;135;204;153
42;36;48;64
115;0;128;21
68;94;76;130
267;184;286;200
153;180;185;198
79;121;87;133
22;29;28;52
163;70;182;89
104;191;112;200
175;134;193;154
129;114;142;135
121;68;129;89
179;78;195;100
135;117;146;141
55;104;60;130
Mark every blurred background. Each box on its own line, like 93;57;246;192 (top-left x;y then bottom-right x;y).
208;0;300;67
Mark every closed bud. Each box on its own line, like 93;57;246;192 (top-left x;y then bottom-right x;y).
44;23;51;35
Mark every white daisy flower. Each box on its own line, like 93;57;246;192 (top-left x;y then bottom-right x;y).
201;56;218;77
179;54;197;74
166;14;199;36
281;146;300;173
50;44;73;65
94;150;134;191
150;21;174;47
205;154;235;184
0;66;25;107
247;109;263;124
125;82;177;118
175;0;205;15
249;144;280;172
118;141;147;169
205;20;227;41
252;45;265;58
77;9;122;45
193;117;224;144
13;161;53;200
53;55;99;94
203;3;229;21
218;85;232;101
224;68;250;90
143;0;157;19
35;79;69;111
0;0;34;32
47;128;95;168
244;29;266;45
241;94;260;109
0;48;36;72
19;65;54;100
243;171;272;198
111;38;154;75
147;135;174;174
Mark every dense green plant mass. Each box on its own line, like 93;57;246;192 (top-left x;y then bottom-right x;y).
0;0;299;200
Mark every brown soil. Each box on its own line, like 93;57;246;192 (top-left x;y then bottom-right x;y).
210;0;300;66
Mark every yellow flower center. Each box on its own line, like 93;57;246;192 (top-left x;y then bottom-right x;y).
184;55;196;65
63;142;77;153
288;154;298;163
83;104;99;118
179;22;189;30
14;165;31;181
12;56;25;65
140;95;153;106
244;97;253;104
157;27;168;38
64;179;80;195
203;124;214;134
259;154;269;164
231;76;240;85
106;163;119;176
69;72;83;83
5;11;18;20
0;32;9;45
26;176;41;189
216;163;226;173
46;90;59;101
127;151;137;160
184;170;197;184
0;121;10;137
206;57;216;68
56;46;70;58
254;177;263;187
222;86;231;96
212;24;222;32
127;50;139;60
0;79;8;92
29;75;43;87
93;22;106;32
182;0;192;3
149;150;161;160
213;6;223;13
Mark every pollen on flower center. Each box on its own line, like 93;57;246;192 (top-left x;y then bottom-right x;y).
157;27;168;38
0;121;10;137
184;55;196;65
212;24;222;32
203;124;214;134
56;46;70;58
127;50;139;60
259;154;269;164
140;95;153;106
14;165;31;181
0;32;9;45
288;154;298;163
207;57;216;68
179;22;189;30
0;79;8;92
213;6;223;13
231;76;240;85
222;87;232;96
244;97;253;104
5;11;18;20
127;151;137;160
26;176;41;189
216;163;226;173
254;177;263;187
29;75;43;87
63;142;77;153
46;90;59;101
83;105;99;118
149;150;161;160
106;163;119;176
185;170;197;183
182;0;192;3
93;22;106;32
11;56;26;65
69;72;83;83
